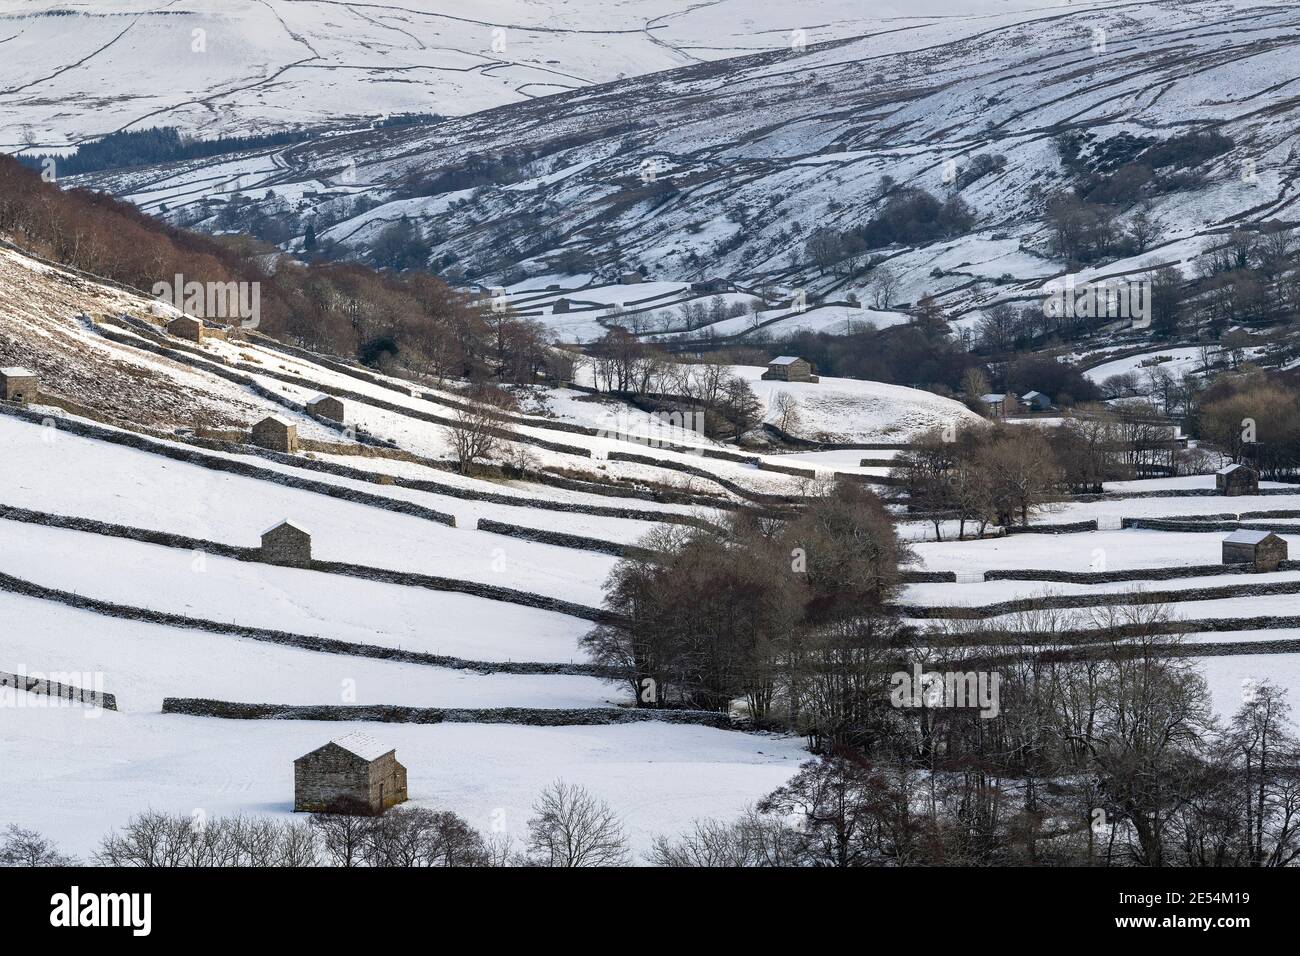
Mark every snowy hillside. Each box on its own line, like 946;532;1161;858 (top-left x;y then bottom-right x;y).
66;0;1300;343
3;223;1300;869
0;0;1137;148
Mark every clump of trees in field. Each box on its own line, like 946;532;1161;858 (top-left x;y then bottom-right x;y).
582;481;914;747
1194;372;1300;479
891;409;1197;535
580;329;764;440
7;780;633;868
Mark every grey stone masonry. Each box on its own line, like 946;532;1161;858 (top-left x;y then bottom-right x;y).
261;521;312;567
0;367;37;403
306;394;345;422
251;415;298;453
0;669;116;710
294;738;407;813
166;315;204;342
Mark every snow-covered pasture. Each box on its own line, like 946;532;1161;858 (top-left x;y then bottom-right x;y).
1;706;806;860
900;489;1300;720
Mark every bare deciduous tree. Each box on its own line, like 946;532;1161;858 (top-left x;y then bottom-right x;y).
525;781;630;867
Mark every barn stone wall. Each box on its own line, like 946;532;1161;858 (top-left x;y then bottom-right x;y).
0;670;116;710
0;568;619;677
164;698;738;729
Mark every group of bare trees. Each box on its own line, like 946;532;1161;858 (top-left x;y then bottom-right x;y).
8;781;633;869
891;423;1064;536
893;408;1204;535
649;608;1300;867
581;331;764;440
1196;371;1300;479
583;482;913;743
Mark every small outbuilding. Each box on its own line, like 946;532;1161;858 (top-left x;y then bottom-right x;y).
761;356;819;383
306;393;345;423
552;297;571;314
1222;529;1288;572
690;278;729;294
1021;390;1053;412
1216;463;1259;497
0;367;38;404
618;272;644;285
251;415;298;453
294;732;408;815
979;393;1016;419
167;315;205;342
260;520;312;568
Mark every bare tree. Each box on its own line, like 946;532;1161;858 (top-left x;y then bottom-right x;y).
771;390;802;435
0;824;77;866
525;781;630;867
868;265;899;310
445;405;505;475
646;809;803;866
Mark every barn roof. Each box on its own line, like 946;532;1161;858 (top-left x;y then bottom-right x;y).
256;415;295;428
0;367;35;377
1216;463;1250;475
769;356;805;366
306;392;336;404
1224;529;1275;546
1022;391;1048;401
261;519;311;537
980;393;1007;403
331;732;393;762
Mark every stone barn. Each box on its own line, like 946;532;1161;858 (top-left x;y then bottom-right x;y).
0;367;38;403
294;732;408;815
306;393;345;422
167;315;204;342
552;298;571;314
260;521;312;567
979;393;1016;419
618;271;643;285
761;356;819;383
1222;529;1288;572
1217;463;1259;496
251;415;298;453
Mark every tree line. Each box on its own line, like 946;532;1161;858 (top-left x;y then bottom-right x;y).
0;155;561;385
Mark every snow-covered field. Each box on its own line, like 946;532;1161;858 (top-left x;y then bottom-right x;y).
4;250;1299;856
735;365;981;443
2;706;805;859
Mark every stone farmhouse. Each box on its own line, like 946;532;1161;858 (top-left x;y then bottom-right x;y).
294;732;408;815
1021;390;1053;411
979;393;1017;419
